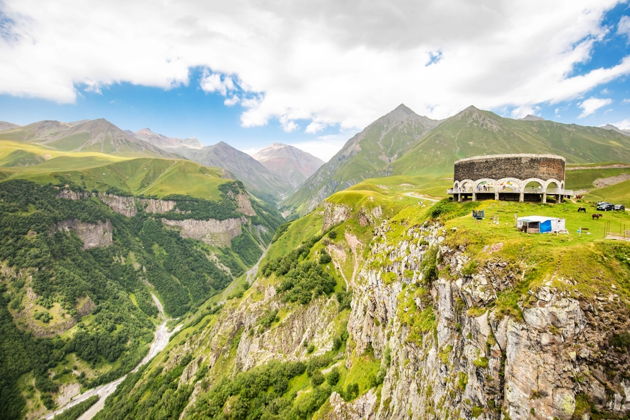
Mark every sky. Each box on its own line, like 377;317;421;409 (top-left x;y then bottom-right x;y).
0;0;629;161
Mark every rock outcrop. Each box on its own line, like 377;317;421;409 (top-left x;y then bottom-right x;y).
339;221;630;419
323;202;351;231
56;219;113;249
161;218;243;246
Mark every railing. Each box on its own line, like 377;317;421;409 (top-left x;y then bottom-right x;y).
448;187;574;195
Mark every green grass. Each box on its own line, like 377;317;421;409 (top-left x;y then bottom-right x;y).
436;200;630;303
565;167;630;190
264;211;325;262
341;352;381;396
393;108;630;176
0;140;230;200
585;180;630;207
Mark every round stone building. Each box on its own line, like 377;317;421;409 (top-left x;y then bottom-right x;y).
448;154;573;202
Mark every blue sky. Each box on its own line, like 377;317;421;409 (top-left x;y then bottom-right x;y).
0;1;629;160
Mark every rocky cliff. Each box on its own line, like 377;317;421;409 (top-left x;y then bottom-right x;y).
55;219;113;249
97;195;630;420
161;217;243;247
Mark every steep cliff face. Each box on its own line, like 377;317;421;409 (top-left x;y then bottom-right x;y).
55;219;113;249
56;187;267;248
342;220;629;419
161;218;243;247
97;193;629;420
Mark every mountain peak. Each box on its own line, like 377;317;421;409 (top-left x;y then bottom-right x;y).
253;143;324;189
522;114;544;121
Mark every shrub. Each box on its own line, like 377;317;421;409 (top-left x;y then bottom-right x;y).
311;370;324;386
326;368;340;386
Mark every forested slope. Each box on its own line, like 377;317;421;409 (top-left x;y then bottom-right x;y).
0;177;282;419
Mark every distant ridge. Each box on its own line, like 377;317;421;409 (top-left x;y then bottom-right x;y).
253;143;323;190
521;114;544;121
175;141;291;200
0;118;176;158
284;103;440;214
134;128;203;150
0;121;19;131
601;124;630;137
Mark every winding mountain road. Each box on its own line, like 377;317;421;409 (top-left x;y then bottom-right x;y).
45;294;180;420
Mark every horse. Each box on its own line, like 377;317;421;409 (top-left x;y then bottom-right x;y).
577;207;586;213
592;213;603;220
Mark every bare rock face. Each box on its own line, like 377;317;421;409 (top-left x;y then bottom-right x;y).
323;202;351;231
56;219;113;249
236;296;339;370
98;193;138;217
161;218;243;246
342;221;630;419
235;192;256;217
139;198;177;214
326;390;379;420
56;188;91;200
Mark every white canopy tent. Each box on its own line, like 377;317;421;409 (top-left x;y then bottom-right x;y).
517;216;566;233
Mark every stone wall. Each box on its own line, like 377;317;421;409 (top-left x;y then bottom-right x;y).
454;154;565;182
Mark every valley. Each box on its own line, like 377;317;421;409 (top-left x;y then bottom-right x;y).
0;104;628;420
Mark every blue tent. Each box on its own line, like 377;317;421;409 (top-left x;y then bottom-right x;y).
539;219;552;233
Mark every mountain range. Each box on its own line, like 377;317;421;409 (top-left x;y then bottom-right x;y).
2;104;629;214
253;143;324;190
285;104;630;214
0;119;176;158
0;120;323;202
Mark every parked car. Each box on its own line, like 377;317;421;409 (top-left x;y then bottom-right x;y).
613;204;625;211
597;202;614;211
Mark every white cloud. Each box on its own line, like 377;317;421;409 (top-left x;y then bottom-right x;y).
0;0;628;131
613;118;630;130
578;97;612;117
224;96;239;106
618;15;630;39
289;132;353;161
305;121;327;134
200;71;236;96
511;104;539;118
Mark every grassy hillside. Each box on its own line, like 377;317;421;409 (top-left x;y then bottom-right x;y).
393;106;630;176
0;119;174;158
585;180;630;207
284;105;439;214
286;105;630;216
0;140;228;200
96;173;629;420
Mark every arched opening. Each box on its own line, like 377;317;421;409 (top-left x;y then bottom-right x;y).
523;179;545;202
474;179;496;192
460;180;473;193
497;179;521;192
546;181;560;194
523;180;544;192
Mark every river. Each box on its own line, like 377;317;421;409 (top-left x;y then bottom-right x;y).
44;294;180;420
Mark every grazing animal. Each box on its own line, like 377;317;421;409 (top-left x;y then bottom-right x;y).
577;207;586;213
575;194;583;200
592;213;603;220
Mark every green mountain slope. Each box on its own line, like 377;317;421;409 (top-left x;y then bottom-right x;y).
393;106;630;175
96;176;630;420
176;141;291;201
0;119;176;158
0;142;283;419
0;140;227;200
284;104;439;214
253;143;324;191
